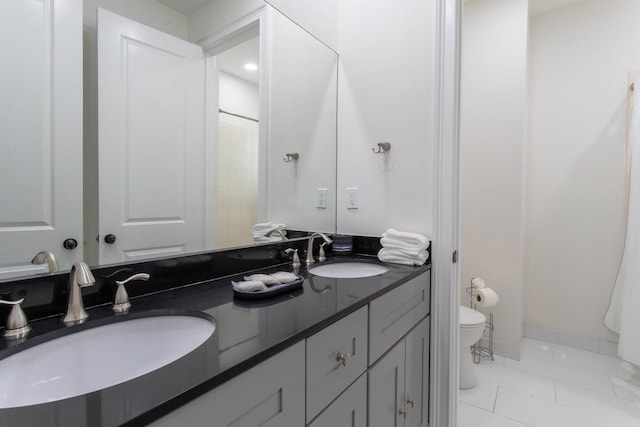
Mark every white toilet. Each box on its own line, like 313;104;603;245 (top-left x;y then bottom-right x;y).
459;305;486;390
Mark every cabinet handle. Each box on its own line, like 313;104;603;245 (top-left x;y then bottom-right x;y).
336;352;352;367
399;408;408;418
407;399;416;408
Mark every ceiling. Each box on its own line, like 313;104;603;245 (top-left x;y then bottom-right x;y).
157;0;210;16
529;0;586;16
464;0;587;17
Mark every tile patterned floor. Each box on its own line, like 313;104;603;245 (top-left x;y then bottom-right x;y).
458;338;640;426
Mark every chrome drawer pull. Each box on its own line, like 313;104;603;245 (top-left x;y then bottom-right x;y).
336;352;352;367
399;408;408;418
407;398;416;408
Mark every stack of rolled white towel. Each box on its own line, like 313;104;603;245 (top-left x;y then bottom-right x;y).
252;222;287;243
377;228;430;266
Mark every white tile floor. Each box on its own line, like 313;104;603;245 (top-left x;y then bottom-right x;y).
458;338;640;426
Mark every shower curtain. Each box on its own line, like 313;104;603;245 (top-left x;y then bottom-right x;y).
604;76;640;366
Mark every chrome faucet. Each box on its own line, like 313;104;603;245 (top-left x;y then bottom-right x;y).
305;232;332;266
264;228;286;240
63;262;95;325
31;250;58;273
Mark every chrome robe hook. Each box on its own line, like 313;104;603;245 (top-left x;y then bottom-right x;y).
373;142;391;154
283;152;299;163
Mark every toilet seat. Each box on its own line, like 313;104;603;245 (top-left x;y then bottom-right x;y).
460;306;485;328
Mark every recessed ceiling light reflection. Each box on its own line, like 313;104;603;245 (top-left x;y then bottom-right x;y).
244;63;258;71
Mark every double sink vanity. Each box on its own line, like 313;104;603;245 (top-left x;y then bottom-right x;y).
0;237;431;426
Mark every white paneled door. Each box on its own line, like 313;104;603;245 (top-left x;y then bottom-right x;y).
98;9;206;264
0;0;83;278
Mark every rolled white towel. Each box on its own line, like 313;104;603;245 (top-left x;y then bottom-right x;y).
270;271;299;283
382;241;428;257
232;280;268;292
383;248;428;261
244;274;278;285
252;222;275;233
381;229;430;250
377;252;423;266
252;222;285;231
377;248;429;266
380;237;431;252
253;235;286;243
252;222;287;239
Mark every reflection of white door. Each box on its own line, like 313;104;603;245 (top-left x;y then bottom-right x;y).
0;0;83;278
98;9;205;265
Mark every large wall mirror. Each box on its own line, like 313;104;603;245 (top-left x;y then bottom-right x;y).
0;0;337;280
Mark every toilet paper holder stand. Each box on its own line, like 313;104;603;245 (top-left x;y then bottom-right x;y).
466;286;495;364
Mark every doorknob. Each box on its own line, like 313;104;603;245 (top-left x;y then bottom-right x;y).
104;234;117;244
63;239;78;250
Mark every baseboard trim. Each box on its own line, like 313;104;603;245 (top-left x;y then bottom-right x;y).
524;325;619;357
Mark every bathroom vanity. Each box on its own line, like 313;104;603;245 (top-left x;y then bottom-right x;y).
0;241;431;427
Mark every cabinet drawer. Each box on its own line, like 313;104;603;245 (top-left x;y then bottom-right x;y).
150;341;305;427
368;272;430;364
308;372;367;427
306;306;368;423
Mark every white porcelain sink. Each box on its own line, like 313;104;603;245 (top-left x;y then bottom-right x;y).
0;315;215;409
308;262;389;278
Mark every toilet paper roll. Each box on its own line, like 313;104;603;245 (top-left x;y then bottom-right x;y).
470;277;486;289
474;287;499;308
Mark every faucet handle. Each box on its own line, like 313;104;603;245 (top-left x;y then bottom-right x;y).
113;273;150;313
0;298;31;340
285;248;301;266
319;242;328;262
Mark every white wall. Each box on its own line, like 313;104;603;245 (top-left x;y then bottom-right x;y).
462;0;640;351
336;0;436;238
84;0;188;39
525;0;640;343
265;8;337;232
460;0;528;357
265;0;338;51
219;72;260;119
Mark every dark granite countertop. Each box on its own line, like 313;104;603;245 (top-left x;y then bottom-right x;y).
0;255;430;427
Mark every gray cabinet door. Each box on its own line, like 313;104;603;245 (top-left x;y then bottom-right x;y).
149;341;305;427
404;317;429;427
368;339;406;427
368;272;430;364
308;373;367;427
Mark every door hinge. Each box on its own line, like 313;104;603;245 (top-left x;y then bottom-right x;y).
452;250;458;264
